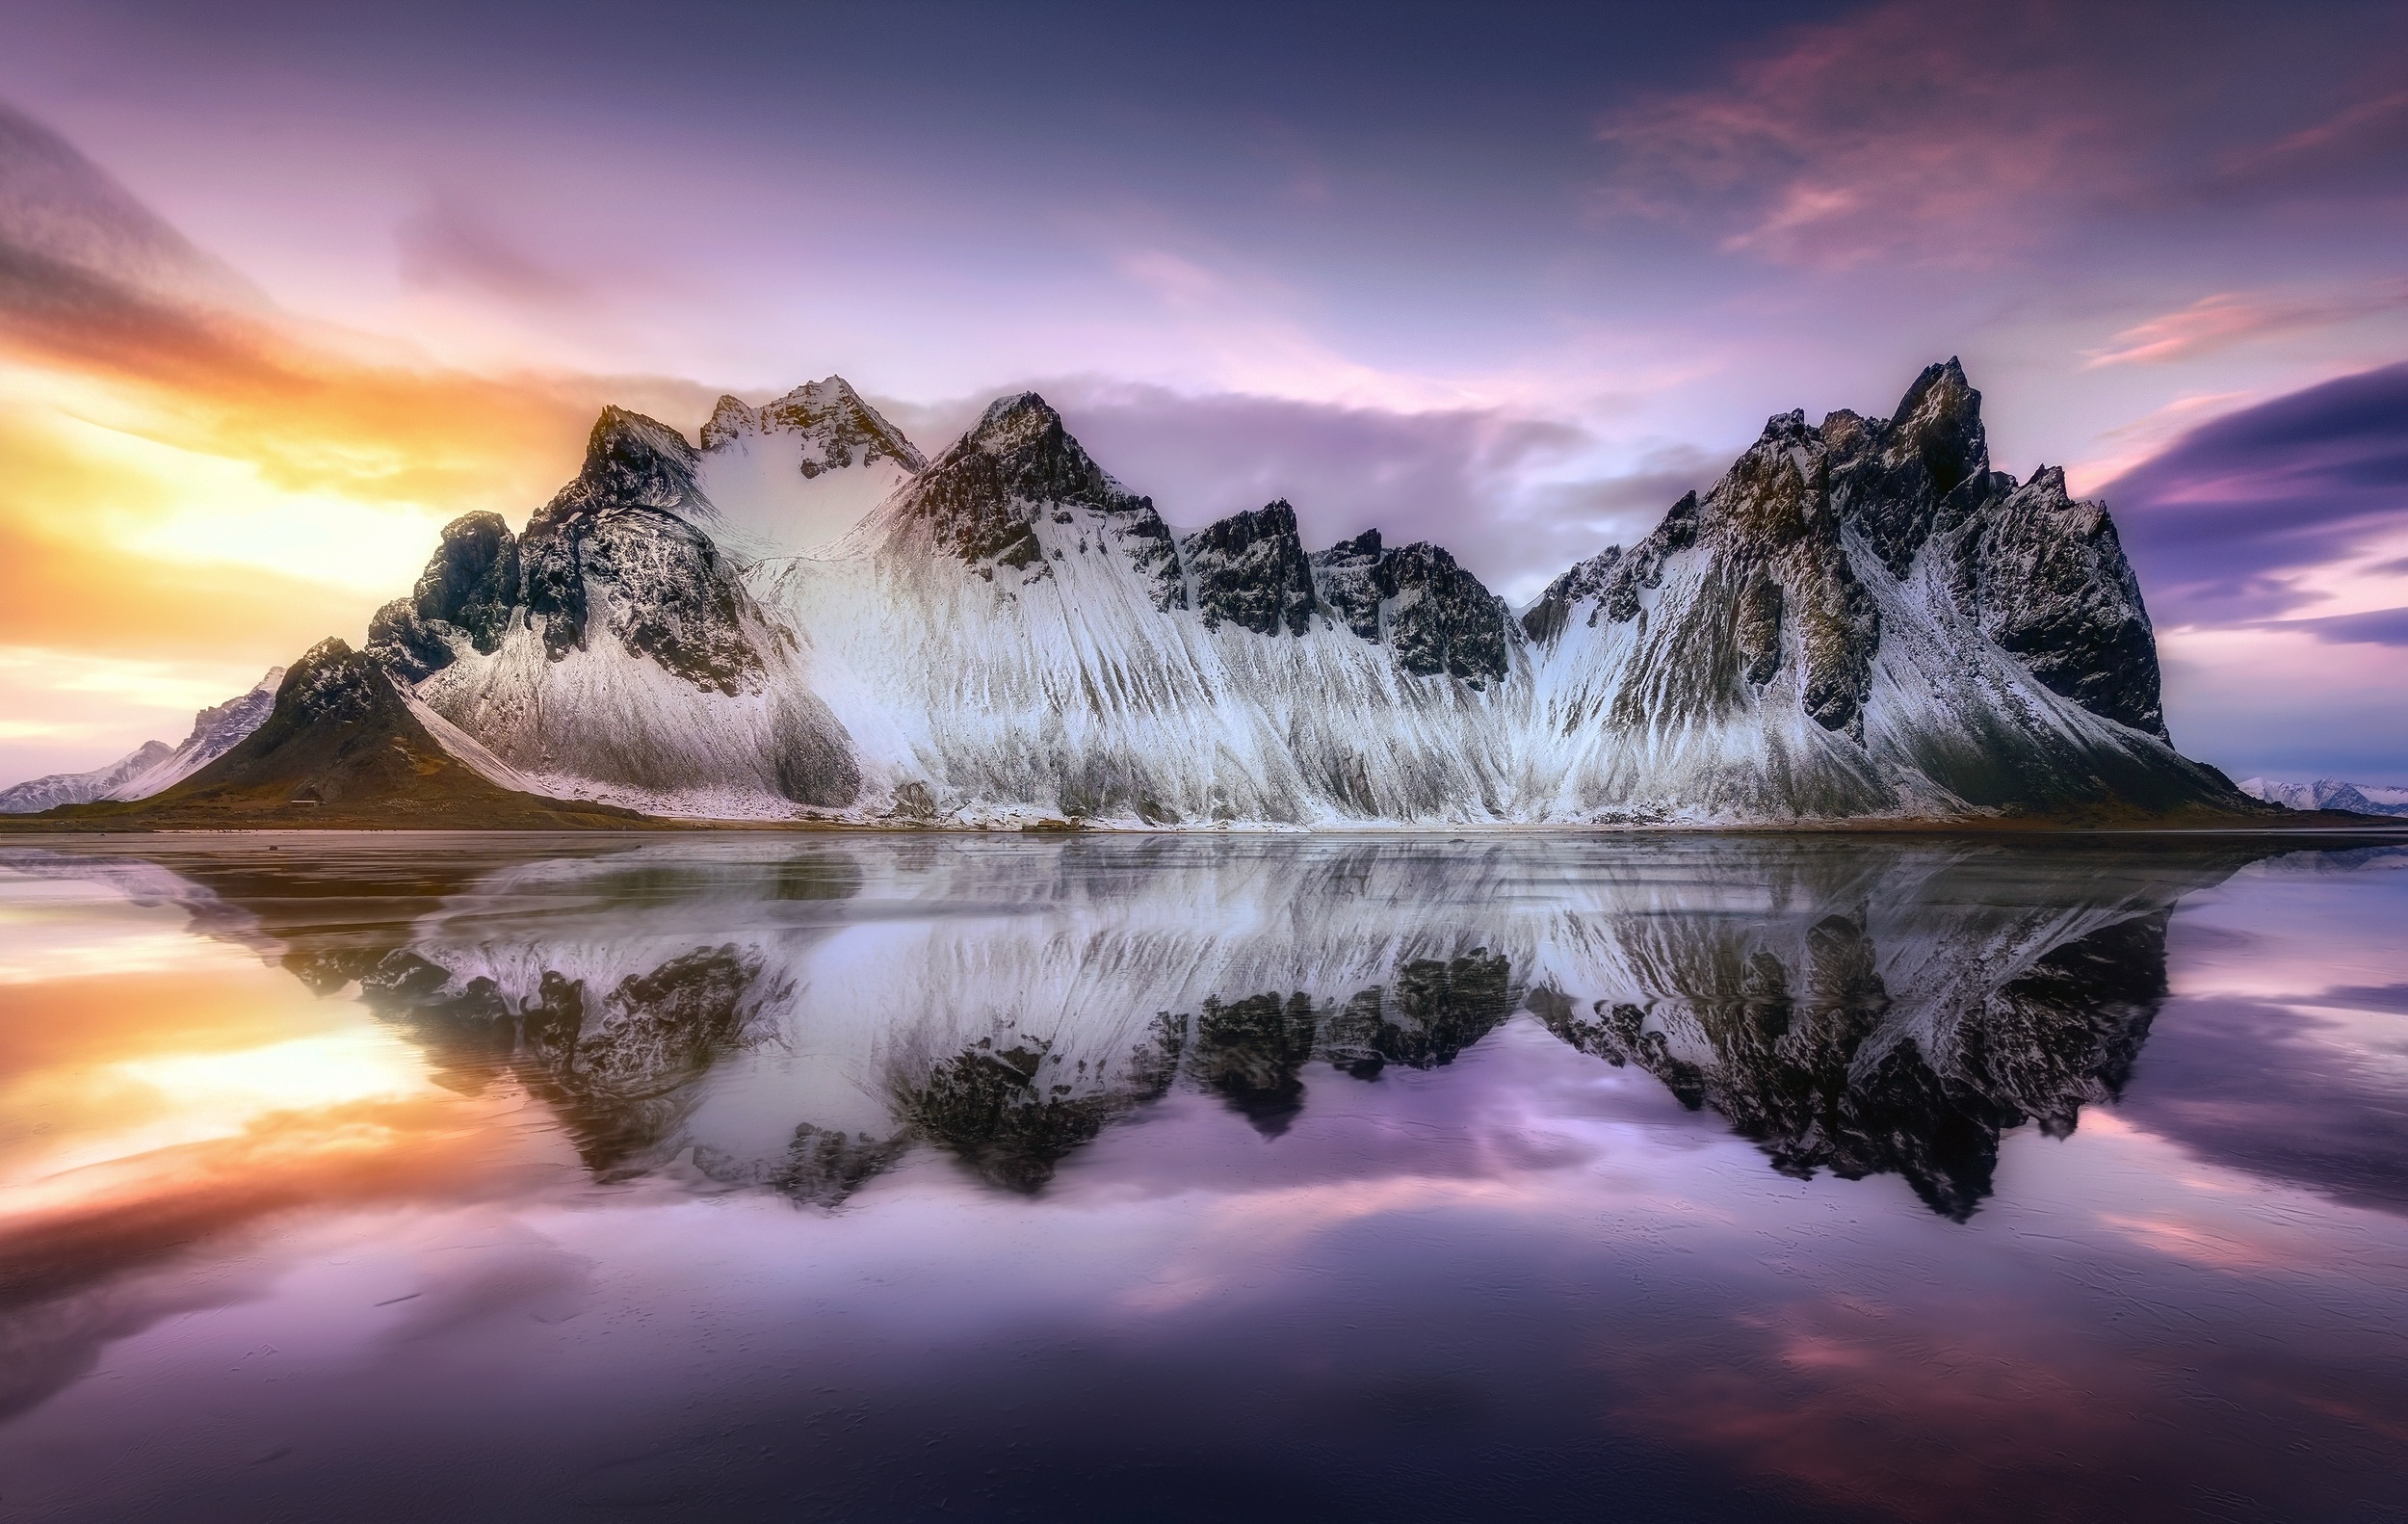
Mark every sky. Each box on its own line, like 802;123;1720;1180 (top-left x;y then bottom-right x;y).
0;0;2402;785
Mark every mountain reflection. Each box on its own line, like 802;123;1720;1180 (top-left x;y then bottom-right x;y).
5;834;2316;1217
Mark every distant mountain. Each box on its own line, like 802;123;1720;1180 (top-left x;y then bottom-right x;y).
16;641;646;829
2237;777;2408;818
106;667;286;799
0;739;173;813
0;667;283;814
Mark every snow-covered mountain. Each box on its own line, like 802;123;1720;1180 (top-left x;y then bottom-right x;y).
691;377;927;563
0;739;173;813
2237;777;2408;817
105;667;285;800
355;359;2252;827
0;667;282;813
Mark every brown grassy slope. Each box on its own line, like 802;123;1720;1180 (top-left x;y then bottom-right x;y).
3;639;655;831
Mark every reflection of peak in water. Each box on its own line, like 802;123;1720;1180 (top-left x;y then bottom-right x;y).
13;835;2360;1215
1534;911;2167;1220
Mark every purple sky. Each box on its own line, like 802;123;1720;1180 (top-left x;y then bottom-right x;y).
0;0;2402;781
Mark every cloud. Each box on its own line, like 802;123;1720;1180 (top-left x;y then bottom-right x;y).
2083;285;2408;368
2263;606;2408;647
396;196;589;308
2116;991;2408;1216
1590;2;2110;269
0;98;261;313
2102;361;2408;625
2207;84;2408;198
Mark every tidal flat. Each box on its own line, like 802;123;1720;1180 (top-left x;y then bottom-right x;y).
1;832;2404;1522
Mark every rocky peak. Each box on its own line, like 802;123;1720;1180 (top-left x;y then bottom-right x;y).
1943;463;2165;737
1826;357;1994;578
1520;544;1625;644
1886;357;1988;499
1180;500;1317;637
369;512;522;684
575;407;706;513
896;391;1179;602
1307;532;1513;685
943;392;1146;514
276;638;393;728
700;376;927;475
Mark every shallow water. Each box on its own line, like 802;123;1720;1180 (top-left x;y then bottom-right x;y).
1;831;2404;1522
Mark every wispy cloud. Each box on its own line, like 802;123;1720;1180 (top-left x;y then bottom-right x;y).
2261;607;2408;648
396;195;588;310
2105;361;2408;626
1591;2;2109;269
2084;285;2408;368
2210;85;2408;195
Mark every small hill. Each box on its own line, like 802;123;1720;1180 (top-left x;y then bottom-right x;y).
4;639;653;831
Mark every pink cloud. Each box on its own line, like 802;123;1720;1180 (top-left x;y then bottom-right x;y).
1591;2;2113;269
2084;284;2408;368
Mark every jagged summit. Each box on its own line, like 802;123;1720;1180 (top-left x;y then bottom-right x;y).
1180;500;1316;637
940;391;1153;516
860;388;1181;601
701;376;927;475
692;378;926;562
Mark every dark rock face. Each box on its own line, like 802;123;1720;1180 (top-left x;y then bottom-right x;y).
519;408;767;695
1520;545;1624;644
373;409;772;698
1307;531;1516;685
367;512;519;683
1534;908;2169;1222
1819;358;2164;738
1520;358;2170;749
1944;467;2165;737
1580;429;1878;741
1180;500;1317;636
900;393;1183;605
1825;359;1992;579
701;377;928;475
1309;529;1393;640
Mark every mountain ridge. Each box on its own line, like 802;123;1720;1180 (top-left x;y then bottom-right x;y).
13;358;2365;831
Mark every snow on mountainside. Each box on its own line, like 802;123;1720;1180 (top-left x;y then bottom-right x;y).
2238;777;2408;817
108;667;285;800
0;666;283;813
691;378;926;563
363;359;2253;827
0;740;172;813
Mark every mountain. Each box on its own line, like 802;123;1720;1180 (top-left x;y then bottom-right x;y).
106;667;287;799
690;377;927;562
2238;777;2408;817
0;666;285;814
15;640;648;829
96;355;2295;828
0;739;172;813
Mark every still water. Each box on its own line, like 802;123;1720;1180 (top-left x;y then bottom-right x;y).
1;832;2404;1522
